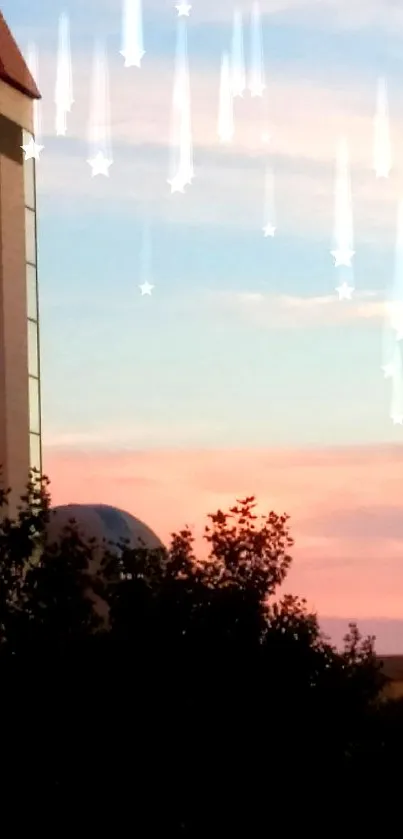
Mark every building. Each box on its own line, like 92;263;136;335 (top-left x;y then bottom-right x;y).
0;12;42;516
46;503;164;620
0;15;161;555
47;504;163;555
379;656;403;700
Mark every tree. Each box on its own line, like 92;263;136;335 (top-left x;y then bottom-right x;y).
0;470;50;650
100;496;385;788
0;483;392;824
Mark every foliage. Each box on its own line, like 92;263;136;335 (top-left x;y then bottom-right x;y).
0;479;397;822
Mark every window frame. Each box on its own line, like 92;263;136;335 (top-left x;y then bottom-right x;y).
27;318;39;378
29;432;41;474
23;156;35;210
26;263;38;322
25;207;37;266
28;375;40;435
24;129;42;475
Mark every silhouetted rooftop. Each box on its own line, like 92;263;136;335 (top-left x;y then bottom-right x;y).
0;12;40;100
379;655;403;681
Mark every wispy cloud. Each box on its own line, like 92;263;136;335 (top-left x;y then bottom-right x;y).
30;43;402;242
44;419;230;450
90;0;403;30
35;51;400;167
306;503;403;541
189;0;403;31
205;288;385;327
43;442;403;629
35;143;399;244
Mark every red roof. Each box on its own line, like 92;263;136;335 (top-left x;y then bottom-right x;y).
0;12;41;100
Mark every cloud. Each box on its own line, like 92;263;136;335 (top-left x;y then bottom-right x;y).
35;51;396;169
30;40;402;242
204;288;386;327
188;0;403;31
35;140;399;243
307;504;403;541
321;617;403;654
44;419;230;449
92;0;403;30
42;441;403;631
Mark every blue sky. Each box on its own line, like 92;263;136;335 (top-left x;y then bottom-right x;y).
3;0;403;450
8;0;403;645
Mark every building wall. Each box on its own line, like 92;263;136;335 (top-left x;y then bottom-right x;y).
23;127;42;480
0;77;33;133
382;680;403;701
0;78;41;517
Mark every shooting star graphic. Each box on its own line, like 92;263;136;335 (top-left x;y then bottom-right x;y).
382;326;400;378
335;279;354;300
22;43;44;160
262;166;276;236
121;0;145;67
330;137;355;268
139;223;155;295
55;12;74;136
389;344;403;424
249;1;265;97
218;53;234;143
384;199;403;345
373;77;391;179
231;9;245;97
175;2;192;14
168;18;193;193
87;40;113;176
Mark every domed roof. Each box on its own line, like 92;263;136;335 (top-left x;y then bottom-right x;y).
47;503;163;552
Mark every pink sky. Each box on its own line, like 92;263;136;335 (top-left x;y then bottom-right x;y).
44;442;403;652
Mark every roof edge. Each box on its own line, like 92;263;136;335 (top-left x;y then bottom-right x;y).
0;68;41;100
0;12;41;100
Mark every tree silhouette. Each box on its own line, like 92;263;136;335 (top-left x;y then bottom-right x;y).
0;481;394;826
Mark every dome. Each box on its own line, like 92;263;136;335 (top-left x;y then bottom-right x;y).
47;503;163;553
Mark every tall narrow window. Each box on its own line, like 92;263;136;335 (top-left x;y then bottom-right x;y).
28;376;40;434
27;319;39;377
24;157;35;210
26;264;38;322
29;433;41;474
25;208;36;265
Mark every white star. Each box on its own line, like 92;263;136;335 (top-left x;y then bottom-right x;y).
87;151;113;177
167;174;186;193
175;2;192;14
331;247;355;267
180;165;194;185
387;302;403;339
392;414;403;425
250;82;266;97
120;49;145;68
21;137;44;161
335;281;354;300
219;130;234;144
263;223;276;237
375;164;391;178
139;281;154;296
382;362;397;378
261;131;271;144
232;81;245;98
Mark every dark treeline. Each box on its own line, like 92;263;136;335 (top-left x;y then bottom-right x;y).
0;475;401;830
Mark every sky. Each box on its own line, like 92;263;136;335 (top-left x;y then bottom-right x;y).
4;0;403;651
